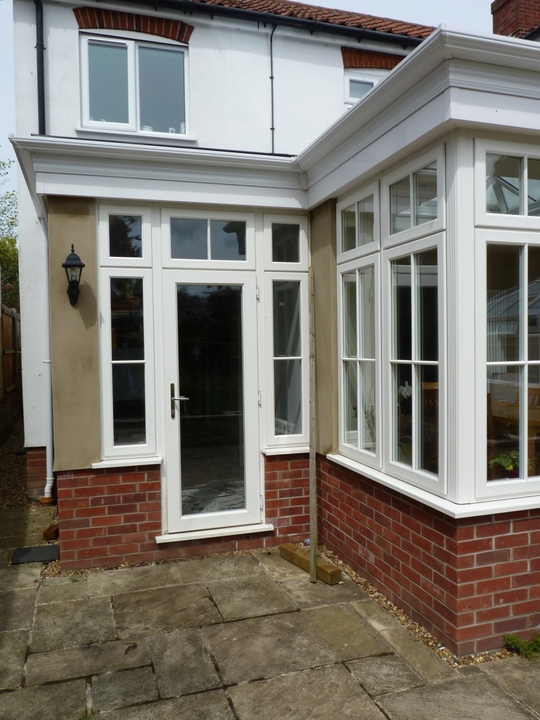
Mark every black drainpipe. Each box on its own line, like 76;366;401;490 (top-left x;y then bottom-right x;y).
35;0;46;135
269;25;276;154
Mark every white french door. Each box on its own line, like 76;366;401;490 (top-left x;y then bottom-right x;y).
163;270;261;534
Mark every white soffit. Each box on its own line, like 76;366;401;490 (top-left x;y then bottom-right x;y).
300;27;540;206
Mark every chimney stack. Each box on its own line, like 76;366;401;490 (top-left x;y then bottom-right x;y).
492;0;540;38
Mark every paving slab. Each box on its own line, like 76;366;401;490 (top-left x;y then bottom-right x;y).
91;665;159;711
25;638;151;685
481;656;540;716
229;664;388;720
376;674;534;720
0;678;86;720
0;630;29;690
278;574;368;609
0;563;41;591
172;553;263;584
147;628;221;698
0;588;36;631
346;654;424;695
30;595;116;652
208;574;296;621
95;690;236;719
253;547;310;581
86;562;187;596
205;603;390;685
114;583;222;638
38;574;89;603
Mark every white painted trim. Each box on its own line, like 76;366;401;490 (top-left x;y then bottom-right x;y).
262;446;309;456
155;523;274;543
262;214;309;271
326;453;540;519
336;181;380;262
92;456;162;469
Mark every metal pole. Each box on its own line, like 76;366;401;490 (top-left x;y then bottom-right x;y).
309;266;317;582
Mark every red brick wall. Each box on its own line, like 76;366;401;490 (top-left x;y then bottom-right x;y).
73;7;194;44
26;447;47;500
492;0;540;37
319;456;540;656
56;454;310;571
341;47;404;70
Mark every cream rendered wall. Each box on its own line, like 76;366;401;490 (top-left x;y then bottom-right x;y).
310;199;338;455
48;197;100;470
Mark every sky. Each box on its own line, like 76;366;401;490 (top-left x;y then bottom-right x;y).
0;0;492;188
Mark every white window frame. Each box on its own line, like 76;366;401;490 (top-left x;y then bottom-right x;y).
475;139;540;230
344;69;387;107
98;205;153;267
80;33;188;136
263;214;309;271
161;209;255;271
337;182;380;262
337;253;381;470
381;146;445;248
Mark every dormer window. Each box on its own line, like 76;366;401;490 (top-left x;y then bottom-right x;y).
81;36;187;135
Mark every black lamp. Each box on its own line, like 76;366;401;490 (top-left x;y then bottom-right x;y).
62;244;85;306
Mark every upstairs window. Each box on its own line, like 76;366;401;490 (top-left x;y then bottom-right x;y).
344;70;386;107
81;36;187;135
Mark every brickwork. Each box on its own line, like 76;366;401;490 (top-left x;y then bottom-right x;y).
492;0;540;37
56;453;310;571
341;47;404;70
26;447;47;500
73;7;194;44
318;456;540;656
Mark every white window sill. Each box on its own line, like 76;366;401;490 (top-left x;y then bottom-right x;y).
76;127;198;145
156;523;275;543
327;453;540;519
262;446;310;456
92;456;162;470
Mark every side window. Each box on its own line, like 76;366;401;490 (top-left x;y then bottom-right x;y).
82;36;187;135
344;70;387;107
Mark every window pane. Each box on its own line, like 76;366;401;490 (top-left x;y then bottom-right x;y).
358;266;374;359
139;47;185;133
487;366;521;480
358;195;374;246
390;177;411;234
343;360;358;446
274;281;300;357
528;365;540;477
392;257;411;361
111;278;144;361
272;223;300;263
419;369;438;474
343;272;357;358
529;247;540;361
88;42;128;124
414;162;437;226
395;364;412;465
342;206;356;253
528;159;540;216
210;220;246;260
417;250;438;361
486;154;521;215
113;364;146;445
274;359;302;435
349;79;373;100
171;218;207;259
360;361;376;452
487;245;521;363
109;215;142;258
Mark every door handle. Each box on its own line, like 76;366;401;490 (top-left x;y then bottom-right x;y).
170;383;189;418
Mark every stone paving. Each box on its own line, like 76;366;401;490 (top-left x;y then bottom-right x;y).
1;506;540;719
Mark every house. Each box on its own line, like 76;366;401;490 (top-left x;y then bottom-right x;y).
10;0;540;655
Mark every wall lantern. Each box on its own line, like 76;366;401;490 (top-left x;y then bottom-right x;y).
62;244;85;306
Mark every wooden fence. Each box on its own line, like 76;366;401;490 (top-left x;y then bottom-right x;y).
0;305;22;435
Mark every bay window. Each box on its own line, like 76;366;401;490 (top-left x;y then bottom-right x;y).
81;35;187;135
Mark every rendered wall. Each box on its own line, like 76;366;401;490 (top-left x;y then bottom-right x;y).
48;196;100;471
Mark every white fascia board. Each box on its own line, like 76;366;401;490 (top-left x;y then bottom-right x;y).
300;27;540;204
12;137;307;209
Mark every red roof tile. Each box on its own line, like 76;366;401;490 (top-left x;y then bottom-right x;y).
188;0;434;39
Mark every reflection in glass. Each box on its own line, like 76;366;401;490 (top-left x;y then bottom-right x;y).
420;369;438;474
360;362;376;452
272;224;300;262
273;281;302;435
111;279;144;361
343;272;357;359
171;218;207;259
112;364;145;445
487;366;521;480
139;47;185;133
394;365;412;466
528;159;540;216
109;215;142;258
342;206;356;253
88;41;128;124
392;257;411;361
210;220;246;261
358;195;374;247
350;79;374;100
390;177;411;234
359;267;375;359
414;162;437;226
487;245;521;363
177;285;246;514
529;247;540;362
417;250;438;362
343;360;358;446
486;154;521;215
